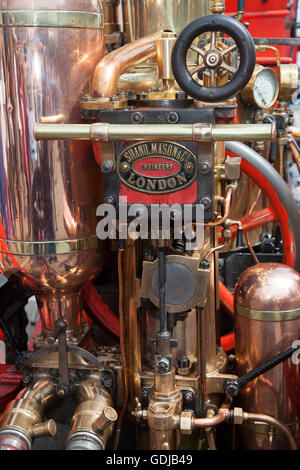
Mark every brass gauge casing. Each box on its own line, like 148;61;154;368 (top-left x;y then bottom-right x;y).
278;64;299;102
240;65;279;109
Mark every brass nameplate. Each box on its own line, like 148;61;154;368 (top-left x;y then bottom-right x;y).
117;141;197;194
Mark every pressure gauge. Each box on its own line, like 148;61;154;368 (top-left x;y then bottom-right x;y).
241;66;279;109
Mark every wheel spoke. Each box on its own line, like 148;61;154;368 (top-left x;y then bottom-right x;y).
210;31;216;50
190;63;206;76
210;69;216;86
189;44;205;57
222;44;237;56
220;62;237;75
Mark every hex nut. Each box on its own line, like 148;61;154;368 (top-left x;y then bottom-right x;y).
180;411;194;435
233;407;244;425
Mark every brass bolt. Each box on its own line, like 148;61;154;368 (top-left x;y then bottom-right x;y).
120;162;130;173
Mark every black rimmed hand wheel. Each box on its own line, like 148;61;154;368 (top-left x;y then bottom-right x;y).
171;15;256;102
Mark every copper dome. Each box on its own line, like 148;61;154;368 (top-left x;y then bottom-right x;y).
234;263;300;311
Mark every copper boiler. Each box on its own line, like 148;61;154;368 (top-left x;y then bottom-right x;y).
234;263;300;449
0;0;106;339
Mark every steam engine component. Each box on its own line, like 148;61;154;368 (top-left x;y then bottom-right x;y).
0;0;299;452
0;0;117;450
234;263;300;450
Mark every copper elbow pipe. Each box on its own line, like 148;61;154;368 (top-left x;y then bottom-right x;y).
193;399;232;429
206;185;235;227
92;32;162;97
193;412;228;428
245;413;298;450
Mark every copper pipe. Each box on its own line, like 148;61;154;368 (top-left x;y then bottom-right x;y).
113;247;129;450
244;234;260;264
289;136;300;173
206;185;235;227
244;188;262;265
205;239;230;259
245;413;297;450
92;32;162;97
193;399;232;429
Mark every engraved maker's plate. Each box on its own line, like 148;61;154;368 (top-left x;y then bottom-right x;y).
117;141;197;194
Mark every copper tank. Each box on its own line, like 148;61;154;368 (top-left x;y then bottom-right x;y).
0;1;105;338
122;0;210;42
234;263;300;450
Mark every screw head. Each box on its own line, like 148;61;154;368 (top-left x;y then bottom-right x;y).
183;390;194;403
120;162;130;173
104;195;116;206
167;112;179;124
200;196;212;209
103;378;113;388
102;160;114;173
131;112;143;124
199;161;211;174
224;379;239;397
200;258;210;269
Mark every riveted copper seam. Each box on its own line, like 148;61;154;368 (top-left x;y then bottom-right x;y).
235;304;300;322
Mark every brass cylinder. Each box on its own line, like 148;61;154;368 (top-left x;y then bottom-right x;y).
234;263;300;450
33;123;275;143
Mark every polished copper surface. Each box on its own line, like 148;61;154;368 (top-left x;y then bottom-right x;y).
0;1;102;11
0;1;105;333
234;263;300;449
122;0;210;42
92;32;161;97
235;263;300;311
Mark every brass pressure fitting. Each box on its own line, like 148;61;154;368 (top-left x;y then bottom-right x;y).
66;379;117;451
0;380;57;451
210;0;225;14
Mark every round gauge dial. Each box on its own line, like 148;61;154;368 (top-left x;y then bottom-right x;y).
241;66;279;109
253;69;279;108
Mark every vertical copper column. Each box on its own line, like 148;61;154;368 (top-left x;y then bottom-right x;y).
0;1;106;338
235;263;300;450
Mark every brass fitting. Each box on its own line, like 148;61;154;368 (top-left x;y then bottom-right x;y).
146;368;183;450
0;380;57;451
210;0;225;14
66;379;117;451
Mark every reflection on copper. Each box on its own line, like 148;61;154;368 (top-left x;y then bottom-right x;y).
122;0;210;42
234;263;300;449
92;32;161;97
0;2;106;336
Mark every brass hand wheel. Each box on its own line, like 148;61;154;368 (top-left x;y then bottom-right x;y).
171;15;256;102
